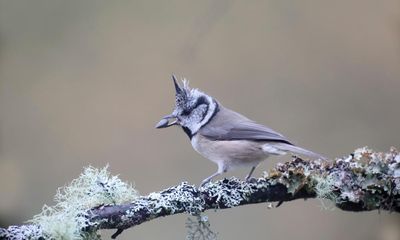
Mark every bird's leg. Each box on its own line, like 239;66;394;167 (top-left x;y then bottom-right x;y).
200;172;221;187
245;166;256;181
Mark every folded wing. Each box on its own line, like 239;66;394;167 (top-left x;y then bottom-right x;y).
199;105;293;145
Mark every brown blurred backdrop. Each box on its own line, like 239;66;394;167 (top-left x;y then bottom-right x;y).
0;1;399;239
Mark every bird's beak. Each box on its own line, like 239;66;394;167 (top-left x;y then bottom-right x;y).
155;114;179;129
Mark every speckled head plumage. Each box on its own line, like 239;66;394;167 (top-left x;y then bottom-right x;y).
156;75;218;138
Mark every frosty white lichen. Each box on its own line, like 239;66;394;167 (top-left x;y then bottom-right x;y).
203;178;254;208
29;165;138;240
0;224;44;240
147;182;205;215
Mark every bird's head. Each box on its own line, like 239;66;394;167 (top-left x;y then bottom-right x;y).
155;75;218;138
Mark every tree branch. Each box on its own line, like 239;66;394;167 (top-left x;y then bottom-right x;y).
1;147;399;239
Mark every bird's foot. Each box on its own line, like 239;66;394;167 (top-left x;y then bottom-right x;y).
245;177;257;183
200;179;210;188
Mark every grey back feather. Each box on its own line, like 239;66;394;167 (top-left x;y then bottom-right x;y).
199;103;293;145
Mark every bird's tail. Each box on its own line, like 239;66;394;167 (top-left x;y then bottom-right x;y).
273;143;327;160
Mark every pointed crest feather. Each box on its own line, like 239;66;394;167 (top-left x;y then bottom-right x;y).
172;74;182;95
172;75;202;107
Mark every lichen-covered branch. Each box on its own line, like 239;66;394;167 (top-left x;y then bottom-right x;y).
1;147;399;240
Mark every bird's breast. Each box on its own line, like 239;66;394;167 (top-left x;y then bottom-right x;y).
191;134;221;164
191;134;267;168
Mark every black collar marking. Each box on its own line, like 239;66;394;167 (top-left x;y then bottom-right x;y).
181;126;193;139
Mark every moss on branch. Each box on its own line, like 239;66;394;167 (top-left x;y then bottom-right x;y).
0;147;399;240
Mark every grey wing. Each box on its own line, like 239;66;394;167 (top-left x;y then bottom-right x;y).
199;106;293;145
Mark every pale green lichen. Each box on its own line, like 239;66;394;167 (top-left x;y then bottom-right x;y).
29;166;138;240
323;147;399;209
264;147;399;211
285;174;305;195
313;175;337;201
312;175;339;210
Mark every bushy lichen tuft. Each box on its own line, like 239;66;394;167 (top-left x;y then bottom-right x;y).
29;166;138;240
312;175;340;210
186;215;217;240
313;175;337;201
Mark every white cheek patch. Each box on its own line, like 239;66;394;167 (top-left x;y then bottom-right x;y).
184;110;206;134
178;89;217;135
199;98;216;126
184;100;216;134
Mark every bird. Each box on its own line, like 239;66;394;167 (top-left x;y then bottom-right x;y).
156;75;326;187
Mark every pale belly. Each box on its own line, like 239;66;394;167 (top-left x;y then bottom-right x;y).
191;134;267;171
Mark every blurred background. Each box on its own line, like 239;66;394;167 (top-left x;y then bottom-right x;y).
0;0;399;239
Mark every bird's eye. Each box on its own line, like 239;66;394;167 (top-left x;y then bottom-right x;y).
194;97;207;108
181;109;191;116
